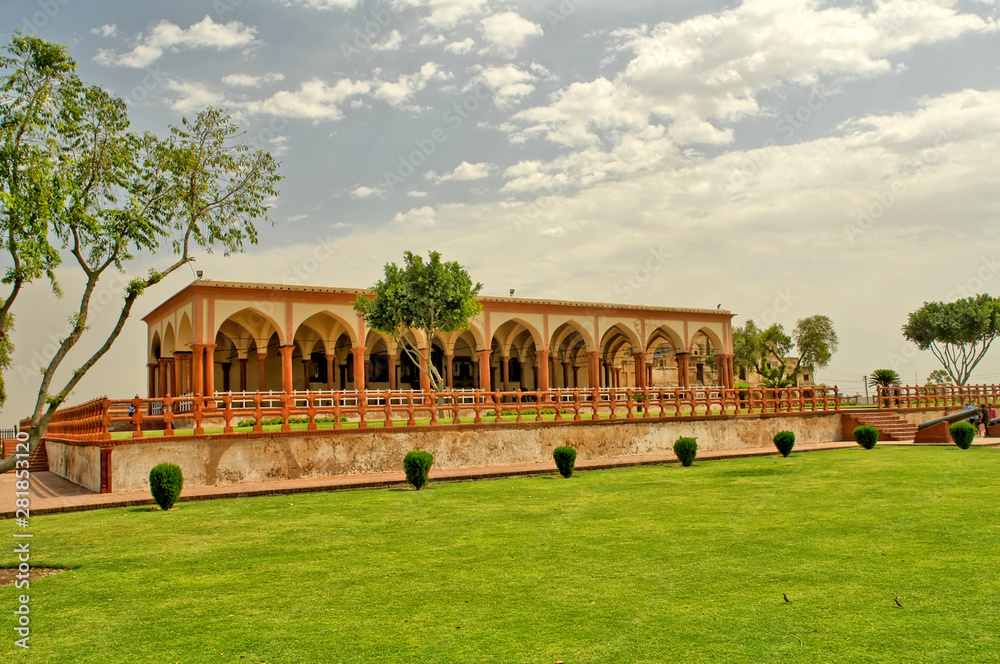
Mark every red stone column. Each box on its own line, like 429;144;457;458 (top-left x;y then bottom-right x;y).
204;343;216;396
172;355;181;395
351;346;366;390
477;349;491;390
239;358;248;392
572;365;579;388
280;345;295;394
257;353;268;391
536;350;550;392
158;359;169;397
326;354;335;391
191;344;205;396
676;352;690;389
502;355;510;392
387;354;397;390
588;352;599;388
633;352;647;389
445;354;454;389
728;355;736;389
614;367;621;388
147;363;157;398
647;363;653;387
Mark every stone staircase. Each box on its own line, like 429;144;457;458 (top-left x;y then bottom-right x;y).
2;437;49;472
842;410;918;442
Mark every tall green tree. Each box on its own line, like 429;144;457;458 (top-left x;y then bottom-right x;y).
0;34;75;406
733;315;838;388
902;294;1000;385
0;34;281;474
926;369;952;386
353;251;482;392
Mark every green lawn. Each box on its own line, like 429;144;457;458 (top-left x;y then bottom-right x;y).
3;446;999;663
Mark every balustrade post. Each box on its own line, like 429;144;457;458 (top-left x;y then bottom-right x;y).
163;394;174;436
253;394;263;433
223;393;234;433
131;395;144;438
193;395;205;435
358;389;368;428
307;392;318;431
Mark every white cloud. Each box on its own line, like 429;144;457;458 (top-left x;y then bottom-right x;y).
540;226;565;237
372;30;404;51
419;34;446;47
351;186;379;198
433;161;492;183
164;79;224;113
506;0;996;179
222;72;286;87
373;62;450;107
392;206;436;226
242;78;372;120
408;191;429;198
444;38;476;54
281;0;361;9
479;11;543;53
476;64;537;107
400;0;489;29
96;15;256;68
91;24;116;37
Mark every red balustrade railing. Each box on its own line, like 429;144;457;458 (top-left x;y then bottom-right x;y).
877;384;1000;410
19;396;111;441
31;385;841;441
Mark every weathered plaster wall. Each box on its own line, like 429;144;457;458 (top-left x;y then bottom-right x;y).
45;441;101;493
104;413;842;492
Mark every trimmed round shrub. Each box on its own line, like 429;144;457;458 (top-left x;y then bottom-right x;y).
853;425;879;450
673;437;698;467
149;463;183;511
773;430;795;457
403;450;434;490
553;446;577;478
949;421;975;450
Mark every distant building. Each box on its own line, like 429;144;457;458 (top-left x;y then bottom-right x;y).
141;280;737;396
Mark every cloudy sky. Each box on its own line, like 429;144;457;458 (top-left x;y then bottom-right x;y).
3;0;1000;420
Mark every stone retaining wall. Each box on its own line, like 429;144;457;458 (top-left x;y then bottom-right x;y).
44;413;845;493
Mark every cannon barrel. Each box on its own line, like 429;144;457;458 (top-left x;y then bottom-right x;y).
917;409;981;431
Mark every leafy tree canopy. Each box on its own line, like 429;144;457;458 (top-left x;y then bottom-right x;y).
353;251;482;392
733;315;838;388
0;33;281;474
902;294;1000;385
926;369;953;386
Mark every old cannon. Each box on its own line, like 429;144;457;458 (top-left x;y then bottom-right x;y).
915;407;984;443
